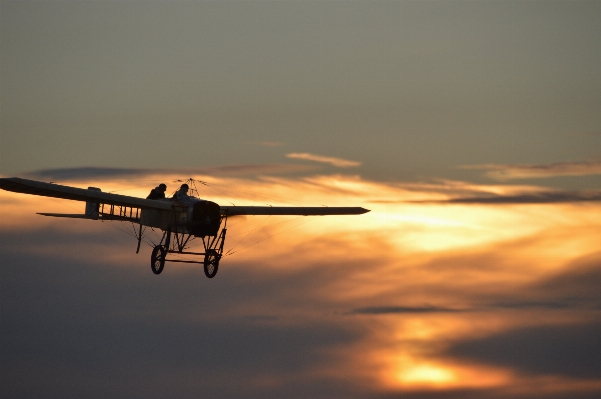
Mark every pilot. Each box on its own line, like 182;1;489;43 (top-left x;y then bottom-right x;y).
146;183;167;200
174;183;190;201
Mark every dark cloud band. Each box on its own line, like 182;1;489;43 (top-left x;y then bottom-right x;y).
409;191;601;204
19;164;318;182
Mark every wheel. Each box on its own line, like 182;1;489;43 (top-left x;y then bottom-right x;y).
204;250;220;278
151;245;166;275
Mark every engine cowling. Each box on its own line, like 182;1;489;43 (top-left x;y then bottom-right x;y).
189;200;221;237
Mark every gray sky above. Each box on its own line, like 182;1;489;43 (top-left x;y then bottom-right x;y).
2;1;600;187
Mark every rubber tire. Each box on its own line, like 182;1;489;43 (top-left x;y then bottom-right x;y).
151;245;166;275
204;250;220;278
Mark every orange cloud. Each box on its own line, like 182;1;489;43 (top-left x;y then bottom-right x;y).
460;161;601;180
286;153;361;167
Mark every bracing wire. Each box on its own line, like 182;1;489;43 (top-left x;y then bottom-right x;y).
42;195;158;248
172;177;327;258
188;178;236;202
201;181;326;207
45;197;82;212
180;177;327;207
225;215;306;238
224;216;319;257
225;215;272;255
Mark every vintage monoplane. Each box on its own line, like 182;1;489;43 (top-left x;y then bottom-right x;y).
0;177;369;278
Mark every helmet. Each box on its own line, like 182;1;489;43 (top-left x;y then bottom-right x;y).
158;183;167;190
181;183;189;190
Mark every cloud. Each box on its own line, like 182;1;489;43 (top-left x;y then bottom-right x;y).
534;254;601;308
460;161;601;180
351;306;464;314
21;166;155;181
0;229;368;399
410;190;601;204
484;301;575;310
446;321;601;379
286;153;361;168
441;255;601;380
351;302;576;315
18;164;317;182
3;171;601;398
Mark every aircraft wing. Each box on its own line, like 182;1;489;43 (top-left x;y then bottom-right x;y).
0;177;173;211
220;206;369;216
0;177;370;216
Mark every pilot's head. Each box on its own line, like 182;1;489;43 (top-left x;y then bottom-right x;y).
158;183;167;192
180;183;189;192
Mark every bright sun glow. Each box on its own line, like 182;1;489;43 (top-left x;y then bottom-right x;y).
398;364;455;384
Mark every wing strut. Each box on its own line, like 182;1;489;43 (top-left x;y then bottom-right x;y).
136;222;143;254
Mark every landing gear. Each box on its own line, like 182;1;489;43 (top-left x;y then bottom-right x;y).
147;215;228;278
204;249;220;278
151;245;166;274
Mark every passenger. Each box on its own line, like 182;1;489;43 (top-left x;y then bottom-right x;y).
174;183;191;201
146;183;167;200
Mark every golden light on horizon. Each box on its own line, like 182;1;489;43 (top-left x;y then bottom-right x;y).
393;361;512;389
369;346;513;391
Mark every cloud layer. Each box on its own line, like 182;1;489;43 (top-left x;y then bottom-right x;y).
461;161;601;180
18;164;318;182
286;153;362;168
2;171;601;398
411;190;601;204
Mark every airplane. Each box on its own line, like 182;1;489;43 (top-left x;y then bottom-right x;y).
0;177;369;278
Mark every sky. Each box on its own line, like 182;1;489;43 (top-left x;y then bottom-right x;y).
1;1;601;398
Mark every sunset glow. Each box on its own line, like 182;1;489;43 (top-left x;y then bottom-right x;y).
2;1;600;397
2;172;600;397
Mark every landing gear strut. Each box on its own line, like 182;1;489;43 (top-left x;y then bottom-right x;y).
148;216;227;278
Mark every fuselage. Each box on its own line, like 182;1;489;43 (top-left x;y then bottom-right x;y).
140;197;221;237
